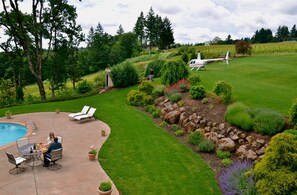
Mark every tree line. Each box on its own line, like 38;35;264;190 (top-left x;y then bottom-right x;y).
0;1;174;103
206;24;297;45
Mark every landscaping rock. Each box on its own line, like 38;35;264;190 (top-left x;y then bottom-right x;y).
184;121;197;133
164;110;180;124
217;138;236;152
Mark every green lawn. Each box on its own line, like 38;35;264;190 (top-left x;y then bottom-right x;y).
196;53;297;114
0;87;221;195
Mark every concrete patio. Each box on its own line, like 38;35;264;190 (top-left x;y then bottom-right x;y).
0;112;119;195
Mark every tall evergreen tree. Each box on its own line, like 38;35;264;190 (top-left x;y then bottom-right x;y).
133;11;145;47
290;24;297;39
145;7;157;50
117;24;125;35
276;25;289;41
159;17;174;49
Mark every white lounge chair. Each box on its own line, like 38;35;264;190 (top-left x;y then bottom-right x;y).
73;107;96;121
68;106;90;119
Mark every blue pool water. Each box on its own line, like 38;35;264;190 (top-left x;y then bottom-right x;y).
0;123;28;146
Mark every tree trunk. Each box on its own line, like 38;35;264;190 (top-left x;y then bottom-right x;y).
36;76;47;101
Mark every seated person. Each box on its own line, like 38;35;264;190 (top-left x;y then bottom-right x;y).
47;132;55;145
43;137;62;167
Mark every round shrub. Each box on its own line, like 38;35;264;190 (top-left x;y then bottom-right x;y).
145;59;164;78
224;102;253;131
190;85;206;99
197;140;215;152
138;80;154;95
127;90;153;106
168;92;181;103
213;80;233;104
188;131;203;145
76;80;92;94
175;130;184;136
253;132;297;195
160;60;189;86
252;109;285;135
216;150;231;159
188;75;201;85
110;61;139;88
289;98;297;128
151;85;165;98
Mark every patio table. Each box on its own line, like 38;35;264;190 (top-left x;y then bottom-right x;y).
18;143;47;167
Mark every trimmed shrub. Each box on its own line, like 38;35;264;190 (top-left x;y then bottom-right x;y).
152;109;160;118
76;80;92;94
225;102;253;131
197;140;215;152
159;121;167;127
168;92;182;103
253;132;297;195
138;80;154;95
289;98;297;128
145;59;164;78
127;90;153;106
177;100;184;107
151;85;165;98
219;160;257;195
222;158;233;166
175;130;184;136
284;129;297;137
252;109;285;135
188;75;201;85
188;131;203;145
190;85;206;99
216;150;231;159
160;60;189;85
201;97;208;104
213;80;233;104
171;124;180;131
110;61;139;87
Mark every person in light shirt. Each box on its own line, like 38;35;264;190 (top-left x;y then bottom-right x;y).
47;132;55;145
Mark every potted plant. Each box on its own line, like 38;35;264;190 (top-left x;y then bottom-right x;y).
97;181;112;195
5;110;12;119
88;148;97;160
55;108;60;114
101;129;106;136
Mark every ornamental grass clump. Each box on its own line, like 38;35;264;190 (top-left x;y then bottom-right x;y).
251;108;285;135
219;160;257;195
224;102;253;131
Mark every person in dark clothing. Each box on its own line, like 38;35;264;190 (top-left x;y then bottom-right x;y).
149;68;154;81
43;137;62;167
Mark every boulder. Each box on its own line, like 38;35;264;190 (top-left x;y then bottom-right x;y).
178;112;187;125
236;145;248;157
204;132;219;143
246;150;258;160
231;134;239;141
164;110;180;124
218;123;225;130
184;121;197;133
217;138;236;152
256;146;266;155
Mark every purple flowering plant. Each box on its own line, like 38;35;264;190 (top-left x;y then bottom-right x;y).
219;160;257;195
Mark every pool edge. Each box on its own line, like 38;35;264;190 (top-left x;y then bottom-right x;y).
0;121;33;151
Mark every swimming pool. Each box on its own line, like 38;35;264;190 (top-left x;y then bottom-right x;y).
0;123;28;146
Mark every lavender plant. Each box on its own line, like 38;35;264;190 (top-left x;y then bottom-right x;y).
219;160;257;195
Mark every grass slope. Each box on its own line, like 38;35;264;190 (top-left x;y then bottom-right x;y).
0;87;221;195
196;54;297;114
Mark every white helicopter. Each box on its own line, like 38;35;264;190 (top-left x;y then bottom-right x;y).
189;51;229;71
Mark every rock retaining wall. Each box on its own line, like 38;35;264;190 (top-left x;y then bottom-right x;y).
156;96;270;161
